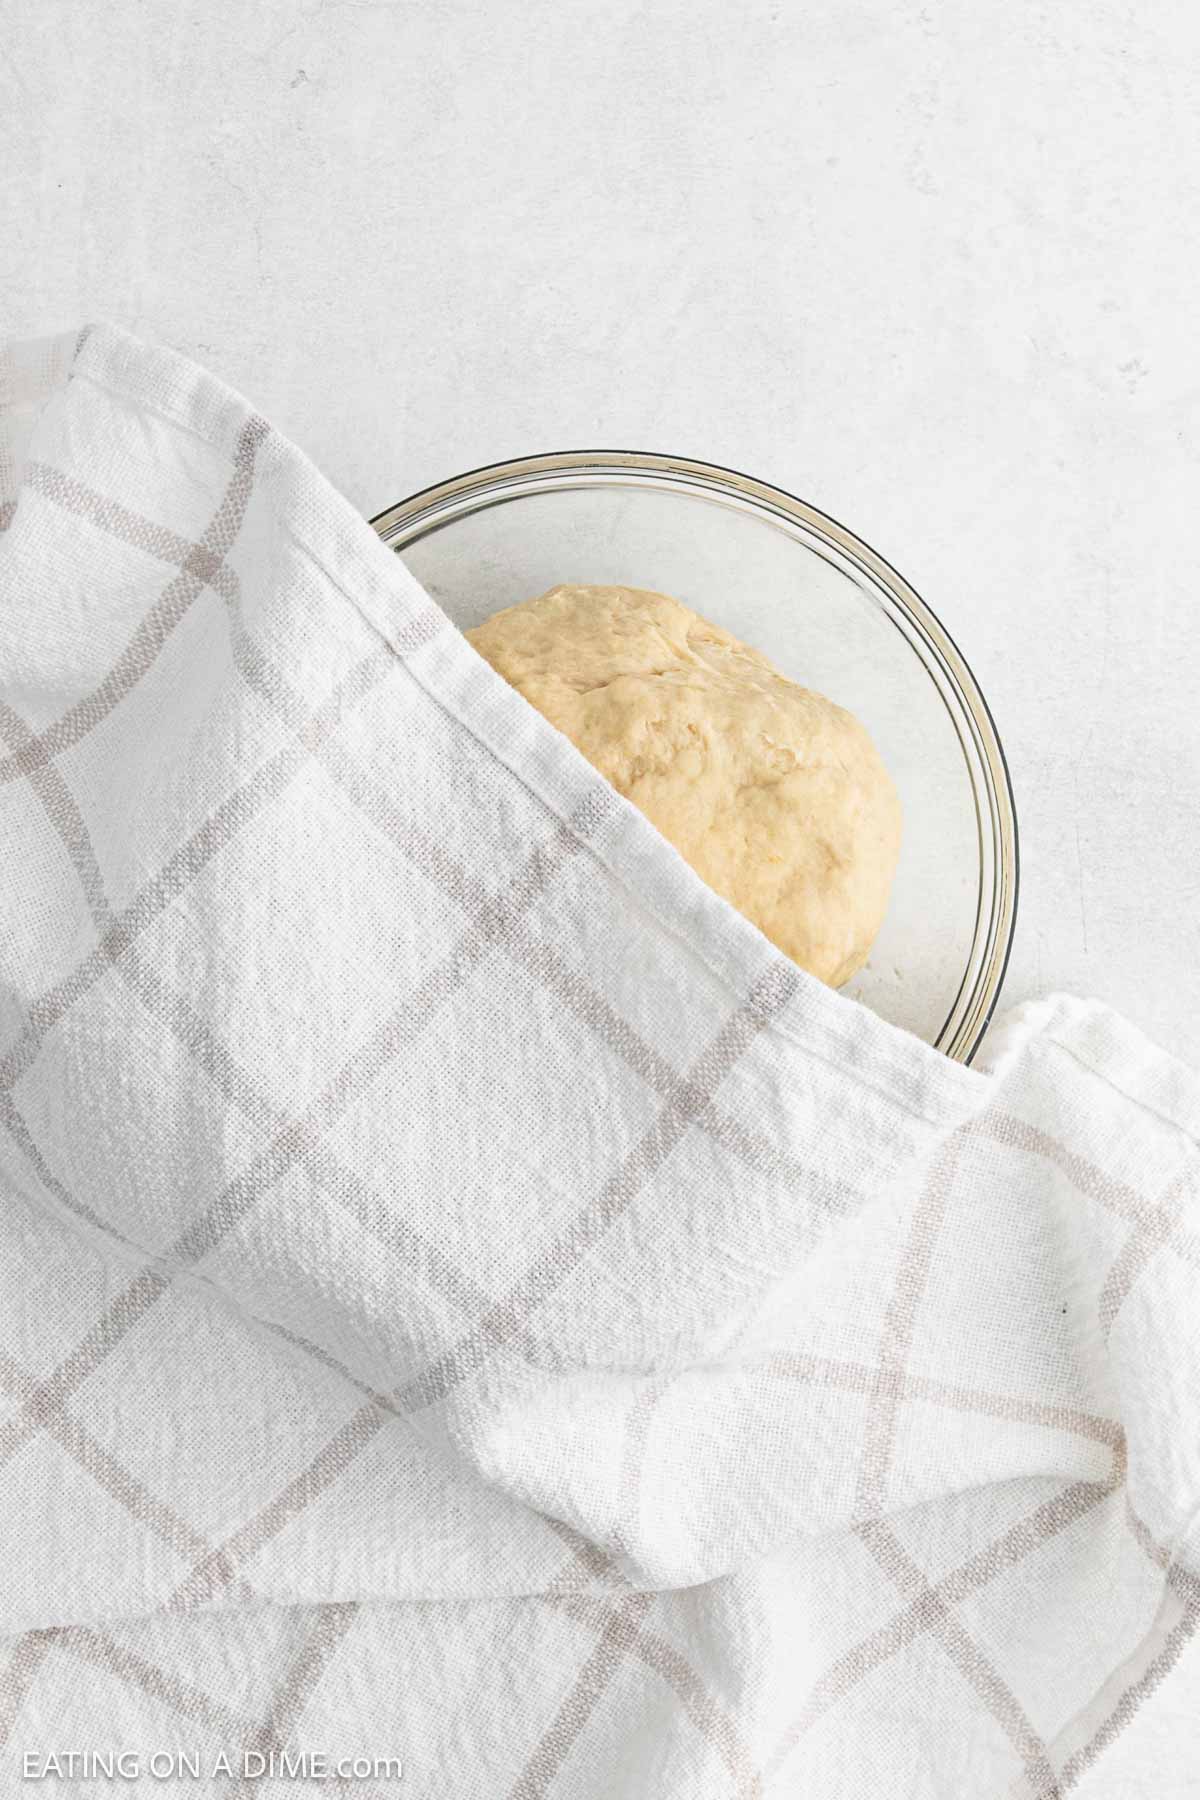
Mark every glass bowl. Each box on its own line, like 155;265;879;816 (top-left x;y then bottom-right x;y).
371;451;1018;1064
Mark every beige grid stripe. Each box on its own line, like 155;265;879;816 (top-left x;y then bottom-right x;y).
764;1113;1200;1791
1057;1610;1199;1794
517;1298;1135;1798
765;1133;1075;1789
512;1419;767;1799
0;1608;377;1794
1040;1505;1200;1797
762;1379;1123;1774
394;963;800;1416
528;1343;1132;1798
768;1351;1122;1450
4;654;595;1370
0;654;518;1467
549;1594;764;1800
233;620;857;1238
0;689;338;1105
978;1109;1200;1353
0;422;267;786
765;1493;1198;1800
609;1375;673;1564
168;1407;385;1611
848;1134;1060;1794
1125;1500;1200;1609
858;1518;1062;1798
0;1348;257;1601
763;1469;1120;1780
1096;1168;1193;1341
974;1110;1200;1273
509;1591;658;1800
0;1624;246;1756
224;1603;362;1800
51;1628;261;1743
854;1136;963;1521
0;849;565;1580
166;965;793;1624
0;1634;53;1748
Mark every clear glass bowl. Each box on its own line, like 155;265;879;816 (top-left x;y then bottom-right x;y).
371;451;1018;1063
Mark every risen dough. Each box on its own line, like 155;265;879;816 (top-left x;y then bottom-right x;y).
466;584;901;986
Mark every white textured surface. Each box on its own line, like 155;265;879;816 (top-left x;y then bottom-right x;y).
2;0;1199;1061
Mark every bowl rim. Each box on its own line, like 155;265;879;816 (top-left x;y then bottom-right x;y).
370;448;1019;1065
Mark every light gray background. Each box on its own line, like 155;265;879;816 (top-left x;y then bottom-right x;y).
4;0;1198;1060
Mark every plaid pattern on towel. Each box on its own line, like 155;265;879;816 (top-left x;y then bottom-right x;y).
0;324;1197;1797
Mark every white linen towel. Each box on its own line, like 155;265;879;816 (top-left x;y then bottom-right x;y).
1;323;1197;1798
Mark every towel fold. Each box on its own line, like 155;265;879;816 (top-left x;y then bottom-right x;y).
0;324;1197;1797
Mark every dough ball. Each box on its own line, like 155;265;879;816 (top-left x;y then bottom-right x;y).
466;584;901;986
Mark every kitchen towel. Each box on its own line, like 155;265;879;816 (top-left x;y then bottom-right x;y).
0;323;1197;1798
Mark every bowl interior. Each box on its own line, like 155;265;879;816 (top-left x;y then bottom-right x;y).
374;460;1015;1058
